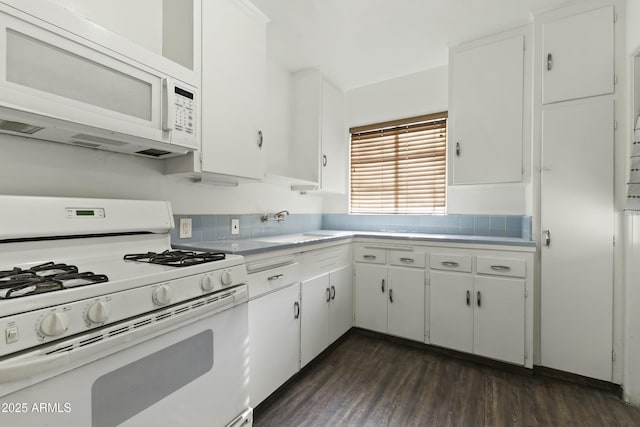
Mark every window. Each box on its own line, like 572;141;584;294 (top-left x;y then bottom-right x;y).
349;112;447;214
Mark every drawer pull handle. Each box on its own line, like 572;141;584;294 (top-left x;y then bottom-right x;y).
293;301;300;319
441;261;459;268
326;287;331;303
267;274;284;281
381;279;385;293
477;291;481;307
400;257;414;263
466;290;470;306
389;289;394;303
330;285;336;300
363;255;376;260
491;265;511;271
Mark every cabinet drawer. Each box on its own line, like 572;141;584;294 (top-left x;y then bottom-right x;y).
430;253;472;273
389;250;426;268
477;256;525;278
354;247;386;264
249;262;300;299
300;244;352;280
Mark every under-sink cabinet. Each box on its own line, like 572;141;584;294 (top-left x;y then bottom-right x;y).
299;244;353;367
354;245;426;342
430;251;529;366
247;258;301;406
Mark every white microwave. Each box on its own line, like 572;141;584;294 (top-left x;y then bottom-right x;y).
0;1;198;158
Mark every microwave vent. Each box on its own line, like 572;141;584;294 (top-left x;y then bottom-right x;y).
71;133;128;147
0;119;44;134
71;140;100;148
136;149;171;157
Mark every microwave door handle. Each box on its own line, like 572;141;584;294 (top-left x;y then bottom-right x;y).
0;351;69;384
162;78;175;132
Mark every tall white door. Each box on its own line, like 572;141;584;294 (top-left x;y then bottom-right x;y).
540;97;614;381
300;274;330;367
354;264;388;333
387;267;425;342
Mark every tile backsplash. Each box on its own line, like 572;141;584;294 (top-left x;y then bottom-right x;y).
172;213;532;244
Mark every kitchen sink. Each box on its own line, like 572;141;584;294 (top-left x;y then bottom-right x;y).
255;233;330;244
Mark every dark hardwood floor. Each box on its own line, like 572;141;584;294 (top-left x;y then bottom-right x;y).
253;330;640;427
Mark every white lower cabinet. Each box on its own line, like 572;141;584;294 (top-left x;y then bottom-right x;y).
354;247;426;342
248;282;300;406
429;252;527;366
300;265;353;367
430;271;474;353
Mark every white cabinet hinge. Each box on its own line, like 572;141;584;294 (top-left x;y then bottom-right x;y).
614;119;618;130
613;350;617;361
524;288;528;298
614;75;618;85
426;330;430;341
199;151;203;166
613;235;616;247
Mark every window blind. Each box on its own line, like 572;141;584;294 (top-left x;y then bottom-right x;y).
350;112;447;214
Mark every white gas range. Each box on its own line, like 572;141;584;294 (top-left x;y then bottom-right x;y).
0;196;252;427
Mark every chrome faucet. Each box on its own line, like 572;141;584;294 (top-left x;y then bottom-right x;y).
261;210;290;222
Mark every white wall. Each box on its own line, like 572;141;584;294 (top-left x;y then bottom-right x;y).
265;59;294;177
323;66;448;213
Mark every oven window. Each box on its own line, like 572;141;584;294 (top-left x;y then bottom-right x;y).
91;330;213;427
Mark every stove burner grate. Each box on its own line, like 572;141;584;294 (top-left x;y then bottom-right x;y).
123;250;226;267
0;262;109;299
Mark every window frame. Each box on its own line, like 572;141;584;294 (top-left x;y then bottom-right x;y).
348;112;448;215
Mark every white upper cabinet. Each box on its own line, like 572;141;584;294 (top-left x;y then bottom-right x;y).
449;29;527;185
541;5;614;105
165;0;267;182
200;0;267;180
291;70;347;193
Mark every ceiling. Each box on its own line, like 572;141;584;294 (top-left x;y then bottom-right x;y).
251;0;571;90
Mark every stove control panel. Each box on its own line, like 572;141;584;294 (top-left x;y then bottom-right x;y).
0;263;248;358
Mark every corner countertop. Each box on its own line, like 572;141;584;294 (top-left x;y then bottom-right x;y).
173;230;536;256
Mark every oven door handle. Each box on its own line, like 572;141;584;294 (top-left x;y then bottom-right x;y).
0;351;69;384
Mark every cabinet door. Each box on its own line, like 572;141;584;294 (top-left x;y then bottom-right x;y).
540;98;614;381
451;34;524;184
320;80;346;193
354;263;388;333
542;6;614;104
328;266;353;344
387;267;425;342
249;283;300;406
429;271;473;353
473;276;525;365
201;0;266;179
300;274;330;367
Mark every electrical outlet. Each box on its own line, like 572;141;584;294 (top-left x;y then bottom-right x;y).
231;218;240;235
179;218;192;238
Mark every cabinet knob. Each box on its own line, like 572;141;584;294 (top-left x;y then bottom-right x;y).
381;279;385;293
322;154;328;167
544;229;551;247
477;291;482;307
546;52;553;71
456;142;461;157
330;285;336;300
389;289;394;303
258;130;264;148
326;287;331;303
466;290;470;306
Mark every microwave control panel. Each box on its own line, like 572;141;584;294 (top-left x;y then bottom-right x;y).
173;86;195;136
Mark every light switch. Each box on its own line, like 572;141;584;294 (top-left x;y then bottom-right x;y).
179;218;192;239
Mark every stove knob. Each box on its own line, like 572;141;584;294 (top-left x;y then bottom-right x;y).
220;271;234;286
153;285;173;306
40;312;70;337
87;301;110;324
201;274;215;292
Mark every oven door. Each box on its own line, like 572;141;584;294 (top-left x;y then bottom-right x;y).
0;296;250;427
